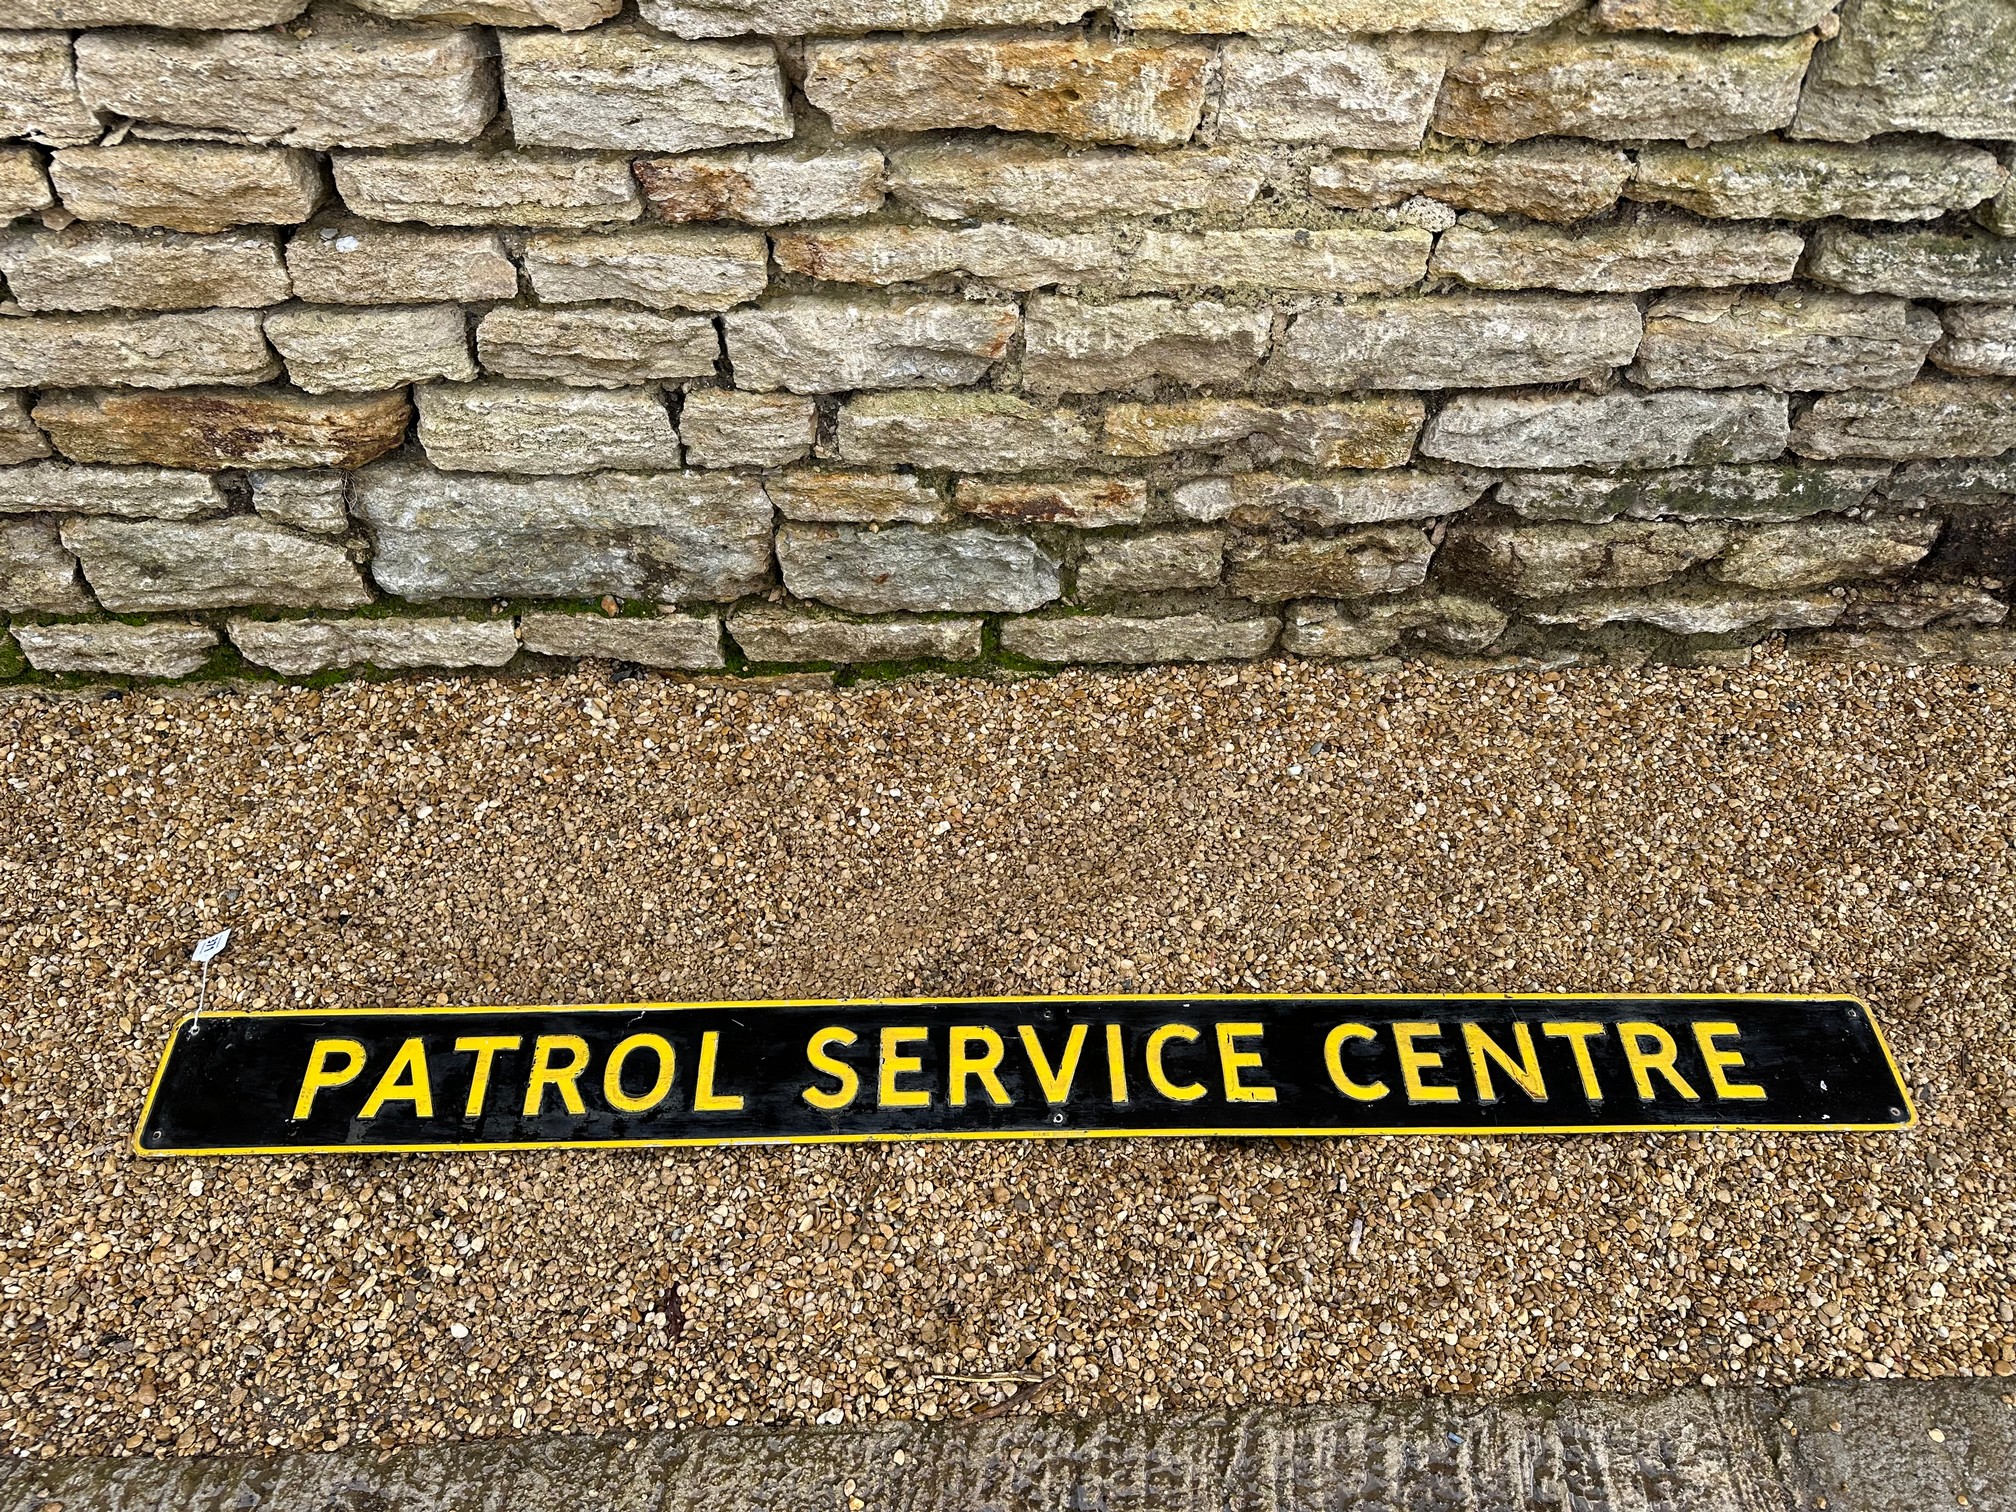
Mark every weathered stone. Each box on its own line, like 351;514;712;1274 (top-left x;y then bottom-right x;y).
0;147;53;223
1933;305;2016;379
1422;388;1789;469
1101;397;1424;469
477;306;716;388
34;387;410;471
1267;293;1640;391
1174;469;1487;527
0;309;278;390
1433;29;1814;144
414;380;679;475
522;228;768;312
1022;297;1270;396
1311;141;1631;224
1883;454;2016;502
1525;585;1843;634
348;0;619;27
678;389;815;469
1807;227;2016;303
47;145;323;235
887;140;1260;224
230;613;520;674
250;470;349;533
1076;527;1223;596
0;517;91;615
1215;39;1450;150
0;462;225;520
9;0;308;21
725;296;1018;394
73;9;497;151
352;463;773;602
838;392;1093;472
1792;626;2016;663
727;605;983;664
12;620;217;678
776;521;1059;613
1003;609;1277;664
1793;0;2016;141
61;515;371;610
1116;0;1575;30
1429;214;1804;292
1790;378;2016;460
772;224;1126;291
1836;580;2008;630
765;470;948;524
0;33;99;148
517;610;723;668
804;38;1209;149
1710;514;1939;590
1130;228;1430;295
498;29;789;154
0;224;289;312
641;0;1087;35
265;303;475;393
286;221;516;304
1591;0;1832;35
1628;138;2007;221
331;149;640;228
1439;520;1729;597
1226;526;1434;600
1499;462;1889;523
0;393;49;465
1631;289;1939;392
1987;173;2016;238
959;477;1146;527
636;146;884;225
1282;589;1507;656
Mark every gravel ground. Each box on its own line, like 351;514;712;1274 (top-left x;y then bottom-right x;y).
2;653;2013;1461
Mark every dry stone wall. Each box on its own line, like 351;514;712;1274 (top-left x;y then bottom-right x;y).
1;0;2014;680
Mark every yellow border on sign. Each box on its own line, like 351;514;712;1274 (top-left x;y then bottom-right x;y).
131;992;1916;1157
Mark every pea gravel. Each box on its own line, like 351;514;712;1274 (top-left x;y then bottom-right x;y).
2;653;2013;1462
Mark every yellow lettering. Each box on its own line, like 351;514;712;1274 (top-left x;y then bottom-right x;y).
1692;1021;1765;1101
603;1033;676;1114
454;1035;521;1118
1619;1022;1700;1102
1542;1021;1608;1101
1323;1023;1388;1101
1018;1024;1088;1105
292;1038;366;1120
879;1027;930;1108
1106;1023;1129;1105
522;1034;590;1117
359;1037;434;1119
1214;1022;1276;1103
949;1026;1010;1108
1462;1022;1547;1104
1392;1021;1458;1104
802;1026;860;1110
1145;1023;1205;1102
693;1030;745;1111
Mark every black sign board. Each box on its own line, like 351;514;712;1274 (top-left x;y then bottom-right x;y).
134;994;1912;1156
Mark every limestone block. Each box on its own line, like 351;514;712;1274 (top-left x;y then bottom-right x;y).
772;224;1127;290
887;139;1261;224
0;517;91;615
1214;38;1450;149
61;515;371;610
0;309;278;390
9;0;308;21
1933;306;2016;378
1022;296;1271;395
1631;289;1939;392
679;389;815;468
765;470;948;524
1076;528;1223;596
725;296;1018;393
1793;0;2016;141
1836;581;2008;630
0;392;49;465
1987;174;2016;238
1591;0;1833;34
1101;396;1424;469
727;605;983;664
48;145;322;234
0;224;289;312
1226;526;1433;600
958;477;1147;528
1129;227;1430;295
230;614;520;673
12;620;217;678
1883;455;2016;502
521;228;768;312
0;34;99;147
1002;609;1278;664
804;37;1209;148
517;610;723;668
1712;514;1940;588
415;380;679;475
635;146;884;225
348;0;619;27
73;9;497;150
0;462;226;520
477;306;716;388
1173;469;1487;526
1807;227;2016;303
1439;520;1729;596
776;521;1060;613
1311;141;1631;223
1282;589;1507;655
1791;378;2016;459
1628;138;2007;221
1525;586;1842;634
250;470;349;533
641;0;1088;36
1432;29;1814;144
286;221;516;304
1267;293;1640;391
1115;0;1576;30
498;29;791;153
1423;388;1789;469
838;392;1094;472
1499;462;1889;522
331;149;640;228
0;148;54;223
33;387;411;470
265;303;475;393
352;463;773;601
1429;214;1804;292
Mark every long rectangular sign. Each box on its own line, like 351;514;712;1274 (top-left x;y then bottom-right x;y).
133;994;1912;1155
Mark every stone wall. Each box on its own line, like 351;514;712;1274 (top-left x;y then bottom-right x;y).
1;0;2014;680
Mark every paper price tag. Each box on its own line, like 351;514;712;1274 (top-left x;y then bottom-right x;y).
191;930;232;965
